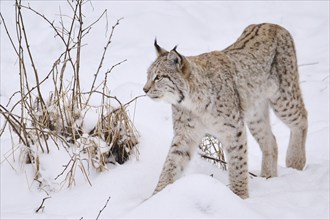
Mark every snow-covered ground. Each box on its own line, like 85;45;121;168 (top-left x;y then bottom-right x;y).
1;1;329;219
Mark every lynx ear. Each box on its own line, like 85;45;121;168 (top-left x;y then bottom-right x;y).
167;47;190;77
167;47;182;66
154;39;168;56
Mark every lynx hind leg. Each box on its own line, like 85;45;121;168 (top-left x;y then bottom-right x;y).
271;92;307;170
246;101;278;178
270;30;308;170
222;124;249;199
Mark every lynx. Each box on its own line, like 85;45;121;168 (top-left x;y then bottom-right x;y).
143;23;308;199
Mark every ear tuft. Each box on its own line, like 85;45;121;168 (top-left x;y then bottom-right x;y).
154;39;168;56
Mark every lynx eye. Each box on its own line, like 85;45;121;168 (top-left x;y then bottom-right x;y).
154;75;163;81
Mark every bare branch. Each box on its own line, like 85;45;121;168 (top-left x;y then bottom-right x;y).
0;105;29;147
20;4;66;45
96;196;111;220
85;18;124;105
17;0;47;109
0;13;19;55
298;62;319;67
124;95;147;108
199;153;227;165
35;196;51;213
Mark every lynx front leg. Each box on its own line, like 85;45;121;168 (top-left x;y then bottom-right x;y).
153;106;203;195
153;141;193;194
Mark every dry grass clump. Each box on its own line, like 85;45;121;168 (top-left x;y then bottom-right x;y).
199;135;227;170
32;92;84;144
0;0;140;189
92;107;139;165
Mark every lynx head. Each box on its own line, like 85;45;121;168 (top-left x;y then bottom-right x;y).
143;40;190;105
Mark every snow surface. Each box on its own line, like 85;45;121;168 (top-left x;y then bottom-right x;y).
1;1;329;219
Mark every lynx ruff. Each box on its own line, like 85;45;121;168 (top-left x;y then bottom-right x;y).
143;23;308;199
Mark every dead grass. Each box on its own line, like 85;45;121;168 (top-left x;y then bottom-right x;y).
0;0;140;189
200;135;227;170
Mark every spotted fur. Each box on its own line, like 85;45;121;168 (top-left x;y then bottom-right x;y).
143;23;308;199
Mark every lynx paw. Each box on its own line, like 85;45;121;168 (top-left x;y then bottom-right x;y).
286;156;306;170
286;150;306;170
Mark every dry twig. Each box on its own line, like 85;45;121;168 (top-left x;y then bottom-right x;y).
35;196;51;213
96;196;111;220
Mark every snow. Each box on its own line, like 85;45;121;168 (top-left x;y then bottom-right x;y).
1;1;329;219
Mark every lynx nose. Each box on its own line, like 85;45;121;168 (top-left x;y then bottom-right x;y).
143;86;150;94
